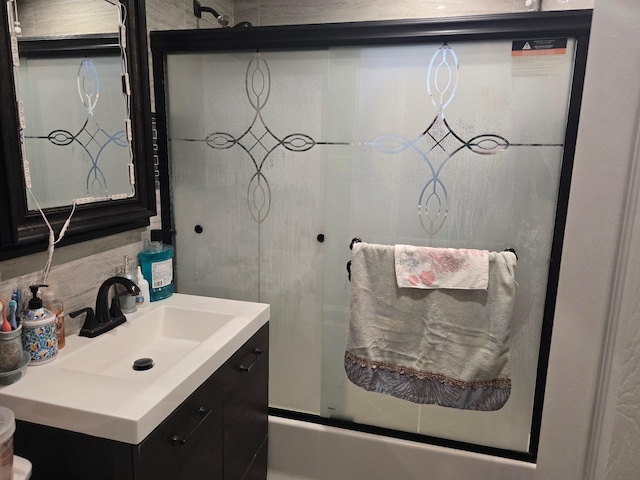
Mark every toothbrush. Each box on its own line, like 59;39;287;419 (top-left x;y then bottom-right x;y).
7;300;17;330
0;300;11;332
12;290;22;321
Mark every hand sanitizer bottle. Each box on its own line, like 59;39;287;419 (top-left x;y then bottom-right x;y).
136;266;150;308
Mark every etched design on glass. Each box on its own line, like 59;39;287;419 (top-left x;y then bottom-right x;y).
428;44;459;112
364;44;516;235
174;45;560;235
247;171;271;223
199;55;327;223
27;58;128;196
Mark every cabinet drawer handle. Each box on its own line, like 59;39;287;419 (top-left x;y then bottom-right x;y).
239;348;263;373
171;406;212;446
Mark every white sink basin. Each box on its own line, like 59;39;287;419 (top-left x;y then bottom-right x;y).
56;306;235;383
0;294;269;444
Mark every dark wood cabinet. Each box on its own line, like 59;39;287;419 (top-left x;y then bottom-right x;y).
220;332;269;480
240;438;268;480
14;323;269;480
134;368;224;480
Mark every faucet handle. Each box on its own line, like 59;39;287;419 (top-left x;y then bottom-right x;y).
69;307;94;318
69;307;100;332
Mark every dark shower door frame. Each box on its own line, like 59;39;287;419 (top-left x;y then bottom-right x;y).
150;10;592;463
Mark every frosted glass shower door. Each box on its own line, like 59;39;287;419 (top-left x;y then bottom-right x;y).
319;41;575;452
165;38;576;453
167;51;330;414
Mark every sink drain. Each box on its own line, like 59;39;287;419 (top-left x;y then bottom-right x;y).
133;358;154;371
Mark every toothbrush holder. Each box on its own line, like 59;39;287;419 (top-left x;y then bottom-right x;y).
0;326;24;372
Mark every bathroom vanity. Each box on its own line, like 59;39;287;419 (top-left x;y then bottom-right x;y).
0;294;269;480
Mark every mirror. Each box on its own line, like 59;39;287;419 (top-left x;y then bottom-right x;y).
0;0;155;258
15;0;133;209
19;43;131;209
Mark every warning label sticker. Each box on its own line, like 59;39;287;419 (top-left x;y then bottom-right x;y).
512;38;568;56
511;38;569;77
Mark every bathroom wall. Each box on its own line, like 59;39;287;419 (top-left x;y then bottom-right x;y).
147;0;232;30
16;0;119;37
233;0;594;26
536;0;640;478
15;0;233;36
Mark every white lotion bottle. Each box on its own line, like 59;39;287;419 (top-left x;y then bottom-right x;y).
136;266;150;308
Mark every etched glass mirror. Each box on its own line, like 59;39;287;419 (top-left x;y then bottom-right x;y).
0;0;154;257
10;0;134;210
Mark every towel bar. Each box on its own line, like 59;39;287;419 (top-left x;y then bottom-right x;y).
347;237;362;281
504;248;518;260
347;239;517;282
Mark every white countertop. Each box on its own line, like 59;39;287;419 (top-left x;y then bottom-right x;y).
0;293;269;444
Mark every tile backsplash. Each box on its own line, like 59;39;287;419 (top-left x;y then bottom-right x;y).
0;229;149;334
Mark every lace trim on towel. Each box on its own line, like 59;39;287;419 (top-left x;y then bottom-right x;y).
344;352;511;411
344;351;511;389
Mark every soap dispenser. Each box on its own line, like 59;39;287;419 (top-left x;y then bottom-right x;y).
117;256;138;314
21;285;58;365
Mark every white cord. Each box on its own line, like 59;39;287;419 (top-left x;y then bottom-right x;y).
8;0;20;36
115;2;136;197
27;189;77;284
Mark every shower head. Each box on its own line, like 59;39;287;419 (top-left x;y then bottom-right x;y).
193;0;230;28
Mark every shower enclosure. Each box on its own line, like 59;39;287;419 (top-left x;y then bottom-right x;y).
151;11;590;461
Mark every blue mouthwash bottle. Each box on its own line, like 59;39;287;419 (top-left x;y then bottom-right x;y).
138;240;174;302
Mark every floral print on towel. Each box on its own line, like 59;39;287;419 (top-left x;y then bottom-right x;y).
394;245;489;290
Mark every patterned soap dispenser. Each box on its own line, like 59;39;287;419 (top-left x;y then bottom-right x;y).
21;285;58;365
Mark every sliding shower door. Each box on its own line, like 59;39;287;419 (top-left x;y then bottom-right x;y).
315;42;574;452
166;50;329;417
159;22;582;455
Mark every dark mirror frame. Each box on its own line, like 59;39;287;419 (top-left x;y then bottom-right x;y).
0;0;154;260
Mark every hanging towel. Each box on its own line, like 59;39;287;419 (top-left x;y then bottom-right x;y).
344;242;517;411
394;245;489;290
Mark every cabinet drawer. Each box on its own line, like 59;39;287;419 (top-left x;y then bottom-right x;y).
136;369;224;480
240;436;268;480
219;323;269;480
14;422;134;480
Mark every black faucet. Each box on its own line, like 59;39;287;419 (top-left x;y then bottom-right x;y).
69;277;140;338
